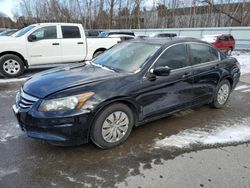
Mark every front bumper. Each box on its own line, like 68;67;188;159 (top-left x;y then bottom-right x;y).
12;104;92;146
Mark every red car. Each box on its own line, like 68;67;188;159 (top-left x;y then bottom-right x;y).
202;34;235;55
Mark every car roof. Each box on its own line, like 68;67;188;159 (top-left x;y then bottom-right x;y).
33;23;82;27
108;31;135;36
130;37;210;46
203;34;232;37
108;34;135;38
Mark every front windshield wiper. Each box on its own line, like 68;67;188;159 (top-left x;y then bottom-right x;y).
91;62;120;73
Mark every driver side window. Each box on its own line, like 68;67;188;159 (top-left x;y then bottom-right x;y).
154;44;188;70
31;26;57;40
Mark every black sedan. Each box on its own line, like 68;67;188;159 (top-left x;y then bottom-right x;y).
13;38;241;149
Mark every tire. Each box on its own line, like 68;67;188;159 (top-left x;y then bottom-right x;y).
91;103;134;149
211;80;231;109
0;54;25;78
93;50;104;58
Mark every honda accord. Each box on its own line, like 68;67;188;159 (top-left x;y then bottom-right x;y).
13;38;241;149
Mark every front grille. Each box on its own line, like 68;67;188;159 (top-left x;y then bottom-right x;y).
18;89;39;110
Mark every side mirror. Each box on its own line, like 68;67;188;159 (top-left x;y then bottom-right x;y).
28;34;37;42
150;66;171;76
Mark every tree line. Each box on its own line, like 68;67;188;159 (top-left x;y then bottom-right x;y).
12;0;250;29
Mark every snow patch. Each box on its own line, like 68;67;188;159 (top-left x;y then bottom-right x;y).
232;52;250;75
57;170;92;187
235;85;250;91
51;182;57;186
242;89;250;93
0;90;18;98
0;122;22;143
155;117;250;149
0;167;19;179
0;77;28;83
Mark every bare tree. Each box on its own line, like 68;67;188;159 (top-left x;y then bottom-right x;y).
198;0;242;24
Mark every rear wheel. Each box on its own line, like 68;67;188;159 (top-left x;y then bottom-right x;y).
0;54;25;78
212;80;231;108
93;50;104;58
91;103;134;149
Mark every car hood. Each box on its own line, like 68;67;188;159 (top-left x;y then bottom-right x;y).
0;36;17;42
0;36;23;50
23;63;120;98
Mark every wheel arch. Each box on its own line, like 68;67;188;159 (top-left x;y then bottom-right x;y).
91;97;140;129
0;51;28;68
93;48;106;58
221;76;233;88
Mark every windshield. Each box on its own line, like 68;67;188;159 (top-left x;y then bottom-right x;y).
0;30;8;36
92;42;160;73
13;25;36;37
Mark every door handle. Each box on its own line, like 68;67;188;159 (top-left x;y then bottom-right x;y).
182;72;192;79
77;42;84;44
52;43;60;45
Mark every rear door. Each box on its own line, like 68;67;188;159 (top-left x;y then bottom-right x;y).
138;43;194;119
60;25;87;62
27;25;61;65
188;43;221;104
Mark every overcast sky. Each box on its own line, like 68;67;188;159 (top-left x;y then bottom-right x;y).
0;0;20;19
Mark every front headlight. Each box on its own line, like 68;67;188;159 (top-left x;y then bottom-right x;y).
39;92;94;112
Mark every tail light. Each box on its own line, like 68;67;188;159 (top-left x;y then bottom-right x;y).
236;61;241;69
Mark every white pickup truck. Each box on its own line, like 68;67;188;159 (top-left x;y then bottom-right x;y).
0;23;121;77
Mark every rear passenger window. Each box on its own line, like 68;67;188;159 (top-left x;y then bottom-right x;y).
190;44;219;65
154;44;188;70
61;26;81;38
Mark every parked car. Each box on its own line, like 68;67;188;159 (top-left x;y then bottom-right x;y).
0;23;121;78
0;29;18;37
0;28;6;33
136;35;148;39
150;33;177;38
99;31;135;38
201;34;235;55
85;29;103;37
108;34;135;42
13;38;240;149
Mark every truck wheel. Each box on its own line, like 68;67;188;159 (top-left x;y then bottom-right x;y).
0;54;25;78
93;51;104;58
91;103;134;149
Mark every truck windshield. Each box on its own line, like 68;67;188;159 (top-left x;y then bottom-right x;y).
13;25;36;37
92;42;160;73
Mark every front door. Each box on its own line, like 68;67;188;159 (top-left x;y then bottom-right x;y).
137;43;194;120
27;26;62;65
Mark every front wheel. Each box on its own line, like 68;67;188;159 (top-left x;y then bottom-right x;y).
0;54;25;78
211;80;231;108
91;103;134;149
